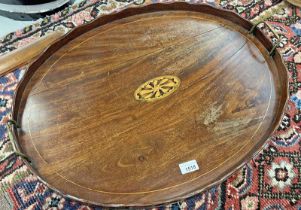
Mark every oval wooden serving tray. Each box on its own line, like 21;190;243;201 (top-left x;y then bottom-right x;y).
11;2;288;207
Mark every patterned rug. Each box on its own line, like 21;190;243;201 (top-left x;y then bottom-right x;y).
0;0;301;209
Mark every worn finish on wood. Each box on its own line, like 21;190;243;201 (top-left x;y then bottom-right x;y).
12;3;288;207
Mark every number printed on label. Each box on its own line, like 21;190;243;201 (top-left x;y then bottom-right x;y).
179;160;199;175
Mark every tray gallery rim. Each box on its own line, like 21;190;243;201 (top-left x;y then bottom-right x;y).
8;2;289;207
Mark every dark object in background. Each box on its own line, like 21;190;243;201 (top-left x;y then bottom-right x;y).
0;0;56;5
0;0;73;20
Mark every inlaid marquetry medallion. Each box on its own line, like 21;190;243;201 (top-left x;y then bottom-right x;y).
134;75;181;102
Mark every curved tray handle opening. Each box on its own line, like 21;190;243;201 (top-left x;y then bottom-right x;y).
6;119;32;164
249;21;281;56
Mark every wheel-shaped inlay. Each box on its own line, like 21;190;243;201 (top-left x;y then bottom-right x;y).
134;75;181;102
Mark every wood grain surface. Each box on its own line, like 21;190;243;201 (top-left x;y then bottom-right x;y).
12;3;288;207
286;0;301;7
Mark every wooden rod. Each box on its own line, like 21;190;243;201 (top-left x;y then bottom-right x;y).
0;29;65;76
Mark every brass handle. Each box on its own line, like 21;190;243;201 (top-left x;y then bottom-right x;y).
6;120;31;163
249;21;281;56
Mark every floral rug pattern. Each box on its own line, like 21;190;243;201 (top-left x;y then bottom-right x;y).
1;0;301;209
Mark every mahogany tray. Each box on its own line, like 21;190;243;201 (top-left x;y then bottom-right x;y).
9;2;288;207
